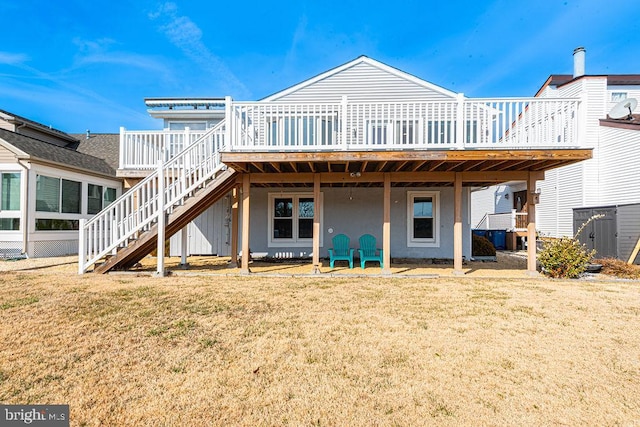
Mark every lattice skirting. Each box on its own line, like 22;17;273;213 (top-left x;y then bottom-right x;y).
0;241;24;259
32;240;78;258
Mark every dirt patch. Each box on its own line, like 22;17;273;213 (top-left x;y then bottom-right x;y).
4;251;530;278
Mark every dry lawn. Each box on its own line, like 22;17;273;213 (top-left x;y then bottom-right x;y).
0;256;639;426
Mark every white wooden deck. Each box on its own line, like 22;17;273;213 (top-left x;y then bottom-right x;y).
119;96;582;170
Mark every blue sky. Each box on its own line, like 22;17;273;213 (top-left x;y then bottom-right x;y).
2;0;640;133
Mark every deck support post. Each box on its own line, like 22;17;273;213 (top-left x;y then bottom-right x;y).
155;159;166;277
453;172;464;275
240;173;251;274
180;226;188;268
382;173;391;275
312;174;321;274
78;219;86;275
527;173;538;275
230;186;239;268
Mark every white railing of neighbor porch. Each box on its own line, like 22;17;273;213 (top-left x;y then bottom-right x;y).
119;128;207;169
477;210;528;231
79;122;226;273
119;97;582;169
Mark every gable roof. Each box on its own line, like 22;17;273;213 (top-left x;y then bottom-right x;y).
262;56;458;102
0;128;116;177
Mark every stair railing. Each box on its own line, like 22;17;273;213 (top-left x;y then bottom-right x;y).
78;120;228;273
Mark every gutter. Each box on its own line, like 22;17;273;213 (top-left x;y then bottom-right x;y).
17;159;29;256
16;154;117;181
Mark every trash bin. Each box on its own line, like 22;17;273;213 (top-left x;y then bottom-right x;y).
472;229;488;239
486;230;507;250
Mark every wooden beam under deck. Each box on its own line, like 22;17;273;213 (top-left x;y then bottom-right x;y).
244;171;545;185
222;149;591;164
221;149;591;185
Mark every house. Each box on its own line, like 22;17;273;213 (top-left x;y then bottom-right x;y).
471;47;640;261
79;56;591;275
0;109;122;258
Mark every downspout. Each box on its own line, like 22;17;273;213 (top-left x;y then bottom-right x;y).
17;159;29;256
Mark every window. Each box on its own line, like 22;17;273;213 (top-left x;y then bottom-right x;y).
1;172;20;211
268;193;322;247
36;175;81;214
36;175;60;212
168;122;207;131
88;184;117;215
104;187;117;207
61;179;81;214
0;218;19;231
88;184;102;214
35;219;79;231
611;92;628;102
407;191;439;247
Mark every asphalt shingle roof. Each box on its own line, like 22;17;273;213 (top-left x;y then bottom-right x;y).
68;133;120;171
0;128;116;177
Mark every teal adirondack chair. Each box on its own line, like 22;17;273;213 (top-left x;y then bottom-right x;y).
328;234;354;268
358;234;383;269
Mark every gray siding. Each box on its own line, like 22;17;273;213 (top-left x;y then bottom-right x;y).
169;196;231;256
244;186;472;260
617;204;640;263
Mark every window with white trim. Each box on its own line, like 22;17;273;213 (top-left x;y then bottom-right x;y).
611;92;628;102
268;193;322;247
0;172;20;231
1;172;20;211
87;184;117;215
35;175;81;214
407;191;439;247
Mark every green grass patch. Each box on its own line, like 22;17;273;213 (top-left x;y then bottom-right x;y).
0;295;39;310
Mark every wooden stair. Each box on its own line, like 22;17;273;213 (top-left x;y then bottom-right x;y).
93;168;237;273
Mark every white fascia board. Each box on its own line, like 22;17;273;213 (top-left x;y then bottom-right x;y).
147;109;225;120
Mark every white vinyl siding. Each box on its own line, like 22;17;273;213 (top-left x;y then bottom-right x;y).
269;62;455;103
537;162;584;238
598;127;640;206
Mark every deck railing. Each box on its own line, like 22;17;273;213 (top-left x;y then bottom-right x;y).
120;96;581;169
79;122;226;273
476;210;528;231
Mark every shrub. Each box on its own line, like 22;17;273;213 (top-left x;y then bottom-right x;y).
538;237;595;278
472;234;496;257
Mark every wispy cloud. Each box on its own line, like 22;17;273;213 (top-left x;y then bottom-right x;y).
149;2;250;98
0;52;29;65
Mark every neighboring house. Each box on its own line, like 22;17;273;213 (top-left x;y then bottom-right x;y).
0;109;122;257
471;48;640;261
79;56;591;275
